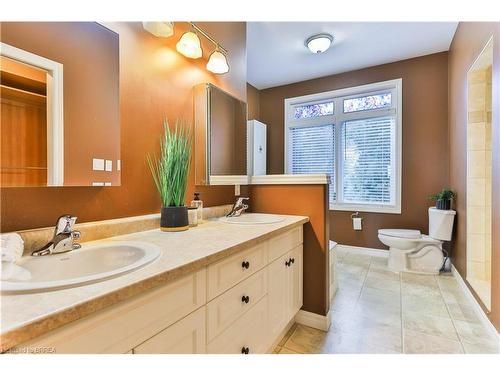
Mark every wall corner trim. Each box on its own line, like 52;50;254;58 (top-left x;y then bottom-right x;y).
451;265;499;338
250;174;329;185
295;309;331;332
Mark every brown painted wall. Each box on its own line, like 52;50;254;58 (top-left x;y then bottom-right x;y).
258;52;450;250
1;22;120;186
448;22;500;331
250;184;330;316
0;22;246;232
247;83;261;121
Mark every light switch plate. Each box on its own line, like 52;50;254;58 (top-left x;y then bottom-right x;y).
105;160;113;172
117;160;121;171
104;182;112;186
92;158;105;171
235;184;240;196
92;182;105;186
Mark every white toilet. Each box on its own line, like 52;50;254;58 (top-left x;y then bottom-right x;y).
378;207;456;274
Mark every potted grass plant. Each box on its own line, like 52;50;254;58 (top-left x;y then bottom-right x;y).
429;188;456;210
147;119;192;232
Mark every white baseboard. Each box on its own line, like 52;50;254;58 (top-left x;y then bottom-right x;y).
451;265;499;339
336;244;389;258
295;309;331;331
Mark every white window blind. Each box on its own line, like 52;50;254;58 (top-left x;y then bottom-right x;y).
290;124;336;200
342;116;395;205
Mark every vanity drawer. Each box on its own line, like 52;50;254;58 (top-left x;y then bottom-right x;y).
16;269;206;354
207;296;269;354
207;242;268;300
207;267;267;342
133;307;206;354
268;226;303;262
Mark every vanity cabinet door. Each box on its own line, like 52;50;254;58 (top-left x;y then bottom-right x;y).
133;307;206;354
267;252;290;339
287;245;303;320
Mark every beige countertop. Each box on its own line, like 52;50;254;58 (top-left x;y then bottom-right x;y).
0;215;308;351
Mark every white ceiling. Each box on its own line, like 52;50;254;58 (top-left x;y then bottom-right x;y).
247;22;458;89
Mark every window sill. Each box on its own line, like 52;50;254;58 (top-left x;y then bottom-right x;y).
329;204;401;214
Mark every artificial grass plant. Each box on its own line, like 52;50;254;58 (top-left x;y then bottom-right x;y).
147;119;192;207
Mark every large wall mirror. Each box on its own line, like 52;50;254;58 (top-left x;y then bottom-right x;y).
466;37;493;311
0;22;120;187
194;83;247;185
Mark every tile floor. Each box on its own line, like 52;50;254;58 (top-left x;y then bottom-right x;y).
274;247;499;354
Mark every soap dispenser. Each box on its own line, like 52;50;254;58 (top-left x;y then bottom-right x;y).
191;192;203;222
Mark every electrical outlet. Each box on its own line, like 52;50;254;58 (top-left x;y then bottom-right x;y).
235;184;240;196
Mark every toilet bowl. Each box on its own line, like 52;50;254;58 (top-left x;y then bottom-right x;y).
378;208;456;274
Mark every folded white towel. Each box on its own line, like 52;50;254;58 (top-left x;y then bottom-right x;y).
0;233;25;263
1;262;31;281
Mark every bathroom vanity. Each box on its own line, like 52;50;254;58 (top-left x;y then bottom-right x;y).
1;215;306;354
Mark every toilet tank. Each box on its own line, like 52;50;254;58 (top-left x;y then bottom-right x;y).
428;207;456;241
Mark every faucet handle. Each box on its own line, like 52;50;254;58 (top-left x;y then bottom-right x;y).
53;214;78;236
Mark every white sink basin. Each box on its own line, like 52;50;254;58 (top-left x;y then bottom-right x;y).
219;213;285;225
1;241;161;293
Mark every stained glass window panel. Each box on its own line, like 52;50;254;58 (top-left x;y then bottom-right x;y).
294;102;334;119
343;93;392;113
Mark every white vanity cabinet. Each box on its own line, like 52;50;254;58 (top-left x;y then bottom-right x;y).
15;226;304;354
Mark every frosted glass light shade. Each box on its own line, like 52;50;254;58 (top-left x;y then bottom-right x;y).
306;34;333;54
142;22;174;38
176;31;202;59
206;50;229;74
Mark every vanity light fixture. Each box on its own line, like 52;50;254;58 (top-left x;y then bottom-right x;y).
207;47;229;74
305;33;334;54
177;23;230;74
142;22;174;38
176;27;203;59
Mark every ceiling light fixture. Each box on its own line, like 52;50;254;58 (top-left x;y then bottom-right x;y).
142;22;174;38
176;27;203;59
305;33;334;54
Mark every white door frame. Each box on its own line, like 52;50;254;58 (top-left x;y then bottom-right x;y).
1;42;64;186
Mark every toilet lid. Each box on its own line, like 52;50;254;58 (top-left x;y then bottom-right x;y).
379;229;421;239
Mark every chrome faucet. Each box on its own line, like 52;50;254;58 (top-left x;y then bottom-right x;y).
31;215;82;256
226;197;250;218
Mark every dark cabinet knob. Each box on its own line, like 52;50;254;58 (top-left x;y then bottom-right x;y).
285;260;290;267
241;261;250;269
241;295;250;304
241;346;250;354
290;258;295;264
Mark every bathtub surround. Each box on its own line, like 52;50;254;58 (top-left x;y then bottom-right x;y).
448;22;500;331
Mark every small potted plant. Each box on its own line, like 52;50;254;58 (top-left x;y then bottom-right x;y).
147;119;192;232
429;188;456;210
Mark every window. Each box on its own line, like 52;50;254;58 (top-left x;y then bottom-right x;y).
285;79;402;213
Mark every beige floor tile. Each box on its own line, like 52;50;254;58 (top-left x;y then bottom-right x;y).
323;330;401;354
278;347;302;354
403;312;459;340
341;253;372;266
404;329;463;354
368;256;390;270
402;273;438;287
440;288;470;305
402;282;442;299
446;302;481;323
462;341;500;354
278;323;297;347
453;320;499;348
367;267;400;281
359;286;401;308
402;294;450;319
364;275;401;293
283;324;327;354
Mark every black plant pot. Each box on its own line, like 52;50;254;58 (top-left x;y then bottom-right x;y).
161;206;189;232
436;199;451;210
